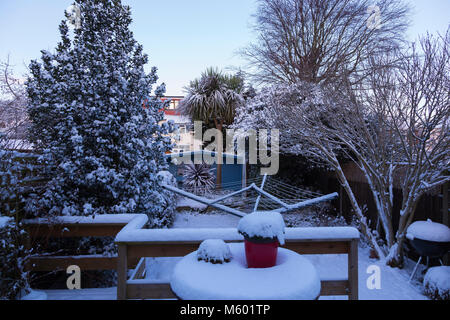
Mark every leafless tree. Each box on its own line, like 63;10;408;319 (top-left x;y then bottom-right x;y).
0;57;29;150
233;30;449;266
240;0;410;85
233;80;390;258
366;30;450;267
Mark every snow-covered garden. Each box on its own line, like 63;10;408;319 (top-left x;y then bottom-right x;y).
1;0;449;303
18;199;441;300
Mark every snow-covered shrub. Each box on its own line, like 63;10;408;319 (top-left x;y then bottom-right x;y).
152;171;178;227
197;239;232;264
26;0;173;220
181;163;216;195
237;211;286;245
423;266;450;300
0;215;30;300
0;150;40;220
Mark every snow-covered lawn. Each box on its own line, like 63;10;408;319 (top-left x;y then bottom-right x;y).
30;200;430;300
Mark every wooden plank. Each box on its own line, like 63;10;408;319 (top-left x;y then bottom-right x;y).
127;243;201;267
127;283;176;300
27;224;125;238
130;258;147;280
27;256;117;271
348;239;359;300
125;280;347;299
117;244;127;300
284;241;350;254
320;280;349;296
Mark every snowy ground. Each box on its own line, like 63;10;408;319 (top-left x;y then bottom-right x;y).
29;198;429;300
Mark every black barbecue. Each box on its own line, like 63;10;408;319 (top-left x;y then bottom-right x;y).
408;237;450;258
407;234;450;282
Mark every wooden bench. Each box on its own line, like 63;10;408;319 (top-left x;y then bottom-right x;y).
114;216;359;300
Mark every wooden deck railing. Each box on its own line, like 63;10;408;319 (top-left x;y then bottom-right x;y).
114;215;359;300
24;214;359;300
24;215;139;272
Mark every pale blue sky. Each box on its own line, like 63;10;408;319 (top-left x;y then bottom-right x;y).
0;0;449;95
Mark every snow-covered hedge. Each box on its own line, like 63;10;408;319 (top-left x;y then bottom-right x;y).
0;215;30;300
423;266;450;300
0;150;40;220
237;211;286;245
150;171;177;227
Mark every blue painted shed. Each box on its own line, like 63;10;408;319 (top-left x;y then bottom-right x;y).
165;150;246;190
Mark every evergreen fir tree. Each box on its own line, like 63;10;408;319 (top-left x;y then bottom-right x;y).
26;0;175;226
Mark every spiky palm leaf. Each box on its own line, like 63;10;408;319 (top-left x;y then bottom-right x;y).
179;67;244;127
181;163;216;195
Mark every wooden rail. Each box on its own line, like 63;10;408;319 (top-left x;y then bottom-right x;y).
24;215;138;272
24;214;359;300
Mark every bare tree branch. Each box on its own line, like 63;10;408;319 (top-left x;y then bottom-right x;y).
240;0;410;86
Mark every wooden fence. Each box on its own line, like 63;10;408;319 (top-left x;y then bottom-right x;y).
328;179;448;232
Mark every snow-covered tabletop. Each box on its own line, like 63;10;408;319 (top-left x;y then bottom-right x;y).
170;242;321;300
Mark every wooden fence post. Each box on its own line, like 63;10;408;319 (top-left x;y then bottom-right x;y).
348;239;358;300
117;244;127;300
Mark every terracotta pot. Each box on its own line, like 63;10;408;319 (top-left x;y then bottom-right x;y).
244;238;279;268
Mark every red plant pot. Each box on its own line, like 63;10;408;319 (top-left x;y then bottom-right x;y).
244;238;279;268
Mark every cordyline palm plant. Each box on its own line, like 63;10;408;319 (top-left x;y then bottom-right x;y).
179;68;244;187
181;163;216;195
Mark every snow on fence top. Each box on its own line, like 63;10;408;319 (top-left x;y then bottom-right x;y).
406;220;450;242
23;214;148;225
21;213;359;242
115;225;359;243
284;227;359;240
115;228;243;243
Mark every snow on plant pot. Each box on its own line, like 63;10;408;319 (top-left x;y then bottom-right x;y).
197;239;232;264
406;219;450;258
237;211;286;268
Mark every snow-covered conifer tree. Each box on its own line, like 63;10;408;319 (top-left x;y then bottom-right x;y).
26;0;174;225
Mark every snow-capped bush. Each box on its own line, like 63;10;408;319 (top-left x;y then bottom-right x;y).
0;150;40;220
157;171;177;187
0;215;30;300
237;211;286;245
152;171;177;227
181;163;216;195
26;0;173;222
423;266;450;300
197;239;232;264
